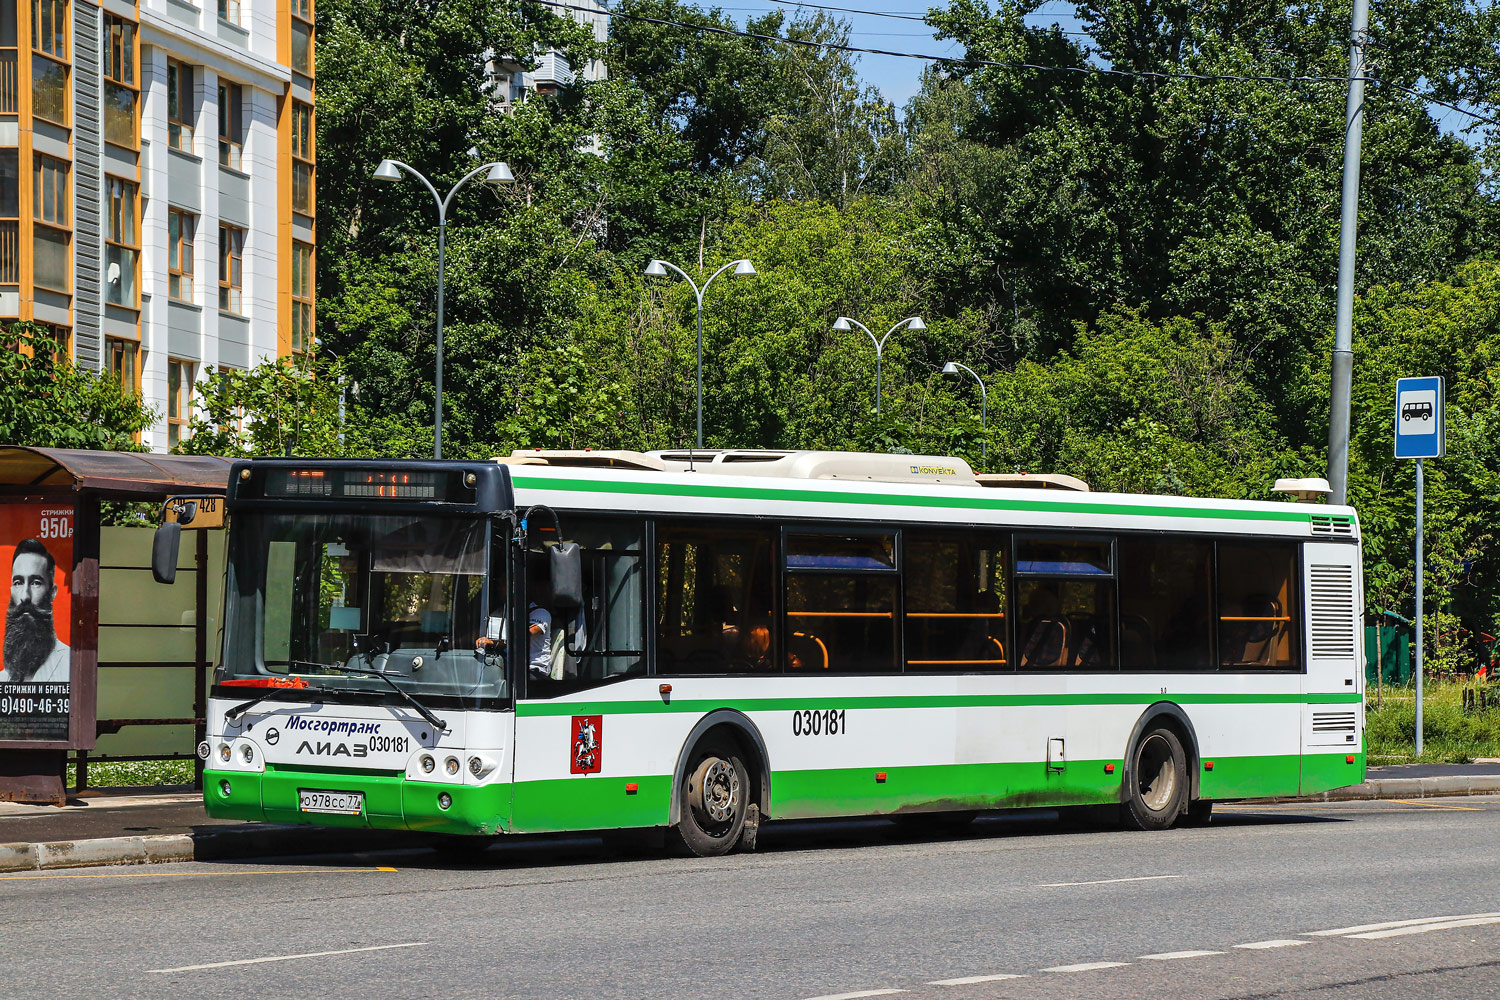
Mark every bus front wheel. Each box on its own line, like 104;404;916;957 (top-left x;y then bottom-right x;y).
669;741;750;857
1123;726;1188;831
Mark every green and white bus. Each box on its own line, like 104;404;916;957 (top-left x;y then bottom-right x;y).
172;450;1365;856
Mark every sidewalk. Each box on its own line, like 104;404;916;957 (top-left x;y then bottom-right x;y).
4;764;1499;872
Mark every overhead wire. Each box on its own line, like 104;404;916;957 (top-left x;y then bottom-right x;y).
543;0;1500;126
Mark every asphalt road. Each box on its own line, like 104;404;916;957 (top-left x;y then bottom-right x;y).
5;798;1500;1000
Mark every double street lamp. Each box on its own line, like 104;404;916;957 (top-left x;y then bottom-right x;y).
833;315;925;415
644;257;756;449
942;361;988;462
372;157;515;459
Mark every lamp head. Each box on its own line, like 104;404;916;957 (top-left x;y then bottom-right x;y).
486;161;515;185
372;159;403;182
906;316;927;331
733;259;756;276
644;260;668;277
942;362;960;375
832;316;853;331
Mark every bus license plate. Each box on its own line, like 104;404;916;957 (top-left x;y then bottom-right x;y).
299;789;364;815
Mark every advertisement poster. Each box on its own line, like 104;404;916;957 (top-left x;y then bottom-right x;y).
0;504;73;740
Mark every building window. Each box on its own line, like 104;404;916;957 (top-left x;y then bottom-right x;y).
217;0;239;24
291;0;310;18
291;100;313;216
290;19;311;76
103;16;137;148
291;240;313;353
32;155;68;291
167;60;194;150
169;208;195;301
31;53;66;124
31;0;67;124
32;153;65;224
217;81;242;169
32;0;65;57
105;177;138;307
218;223;243;313
107;336;139;397
0;150;17;288
167;358;194;449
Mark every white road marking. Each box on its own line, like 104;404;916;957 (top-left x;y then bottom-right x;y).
801;991;906;1000
1235;940;1310;950
1140;950;1225;960
927;974;1028;985
1350;915;1500;940
1038;875;1183;888
149;942;427;973
1305;912;1500;937
1042;961;1131;973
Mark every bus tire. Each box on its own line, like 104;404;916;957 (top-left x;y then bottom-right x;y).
668;740;750;857
1122;726;1188;831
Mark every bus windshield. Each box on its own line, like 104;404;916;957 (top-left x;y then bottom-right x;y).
222;511;505;701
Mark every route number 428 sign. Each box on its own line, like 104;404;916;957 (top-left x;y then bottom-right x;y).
1394;376;1445;460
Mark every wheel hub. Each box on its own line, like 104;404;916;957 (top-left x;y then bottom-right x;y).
1136;733;1177;813
689;757;741;826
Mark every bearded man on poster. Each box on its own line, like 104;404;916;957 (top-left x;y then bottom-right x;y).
1;538;70;683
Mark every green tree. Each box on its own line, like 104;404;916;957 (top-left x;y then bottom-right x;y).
0;324;154;450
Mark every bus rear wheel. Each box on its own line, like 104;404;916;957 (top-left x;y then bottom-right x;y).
669;741;750;857
1123;727;1188;831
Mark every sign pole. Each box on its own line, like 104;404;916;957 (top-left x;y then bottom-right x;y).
1414;457;1424;757
1394;375;1442;758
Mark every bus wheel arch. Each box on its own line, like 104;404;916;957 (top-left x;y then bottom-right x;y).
1121;702;1201;829
667;710;770;854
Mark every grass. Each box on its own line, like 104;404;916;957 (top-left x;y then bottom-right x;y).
68;759;197;790
1366;679;1500;763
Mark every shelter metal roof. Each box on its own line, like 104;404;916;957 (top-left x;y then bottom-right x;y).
0;446;234;496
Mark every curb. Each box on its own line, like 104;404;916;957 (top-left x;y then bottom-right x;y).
4;777;1499;873
1276;774;1500;803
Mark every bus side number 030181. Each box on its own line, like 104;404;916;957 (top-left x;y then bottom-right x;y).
792;709;846;736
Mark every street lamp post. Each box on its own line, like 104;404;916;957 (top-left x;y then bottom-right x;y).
372;157;515;459
644;257;756;449
942;361;988;463
833;315;925;415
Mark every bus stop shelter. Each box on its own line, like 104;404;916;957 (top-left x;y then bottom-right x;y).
0;447;234;803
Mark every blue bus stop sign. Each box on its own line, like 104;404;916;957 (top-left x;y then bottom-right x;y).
1394;376;1445;459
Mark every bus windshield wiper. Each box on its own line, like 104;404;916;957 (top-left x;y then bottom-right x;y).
224;682;331;723
314;662;449;734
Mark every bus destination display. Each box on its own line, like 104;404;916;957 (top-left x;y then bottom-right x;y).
262;469;457;501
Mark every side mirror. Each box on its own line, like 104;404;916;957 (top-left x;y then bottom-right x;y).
152;522;182;584
550;542;583;608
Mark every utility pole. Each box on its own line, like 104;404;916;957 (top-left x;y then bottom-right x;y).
1327;0;1370;506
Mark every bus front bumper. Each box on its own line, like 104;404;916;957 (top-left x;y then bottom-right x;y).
202;767;511;836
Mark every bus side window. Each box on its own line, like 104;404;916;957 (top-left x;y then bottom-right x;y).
784;532;899;674
1118;538;1213;671
903;532;1009;672
1217;541;1299;670
1014;536;1117;671
657;524;776;675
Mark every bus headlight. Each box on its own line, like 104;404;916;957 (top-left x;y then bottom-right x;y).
438;793;452;810
240;744;255;764
197;741;211;760
468;755;496;778
420;754;435;773
444;756;460;776
218;743;232;763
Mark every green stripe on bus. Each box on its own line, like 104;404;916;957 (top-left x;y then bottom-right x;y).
510;475;1313;524
516;691;1363;717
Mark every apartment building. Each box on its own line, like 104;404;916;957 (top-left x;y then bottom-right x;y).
487;0;607;109
4;0;315;451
